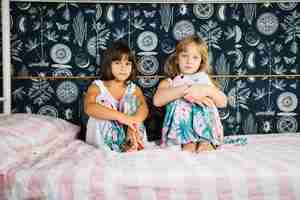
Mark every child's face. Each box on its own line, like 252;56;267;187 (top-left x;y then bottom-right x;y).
177;42;202;75
111;54;133;82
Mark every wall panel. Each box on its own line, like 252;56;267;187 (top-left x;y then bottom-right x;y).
4;2;300;139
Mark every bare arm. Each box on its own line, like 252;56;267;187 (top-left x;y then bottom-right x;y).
185;84;227;108
84;84;125;121
153;79;189;107
207;86;227;108
131;86;149;123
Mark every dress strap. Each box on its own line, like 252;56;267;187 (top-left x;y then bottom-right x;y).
92;80;106;93
168;77;179;87
125;81;136;95
93;80;119;109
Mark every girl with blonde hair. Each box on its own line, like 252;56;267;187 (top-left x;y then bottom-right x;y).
153;35;227;153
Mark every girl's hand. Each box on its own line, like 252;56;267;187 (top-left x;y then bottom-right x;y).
194;96;215;107
136;135;145;150
184;94;215;107
184;84;210;100
184;84;216;107
126;127;138;152
118;114;140;132
126;127;144;152
185;84;227;108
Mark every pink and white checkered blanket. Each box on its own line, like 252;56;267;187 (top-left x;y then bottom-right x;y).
1;134;300;200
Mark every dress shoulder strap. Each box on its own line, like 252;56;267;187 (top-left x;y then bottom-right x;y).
126;81;136;95
92;80;106;93
166;77;176;87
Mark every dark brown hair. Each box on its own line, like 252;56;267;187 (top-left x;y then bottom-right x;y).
101;41;137;81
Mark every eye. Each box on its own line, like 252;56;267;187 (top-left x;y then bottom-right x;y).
180;53;188;57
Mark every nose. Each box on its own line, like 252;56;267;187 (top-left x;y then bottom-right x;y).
187;56;192;64
120;61;128;70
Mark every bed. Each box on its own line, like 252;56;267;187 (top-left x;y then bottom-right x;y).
1;0;300;199
1;113;300;200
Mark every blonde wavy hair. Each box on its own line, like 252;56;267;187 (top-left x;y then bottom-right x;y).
165;35;213;77
164;35;218;86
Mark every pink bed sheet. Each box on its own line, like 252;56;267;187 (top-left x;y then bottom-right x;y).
1;134;300;200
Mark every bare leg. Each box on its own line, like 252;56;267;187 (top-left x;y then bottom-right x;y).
182;142;197;153
196;142;215;153
136;133;144;150
126;128;138;152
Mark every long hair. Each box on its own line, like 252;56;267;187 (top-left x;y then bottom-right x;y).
101;41;137;81
165;35;212;78
165;35;219;87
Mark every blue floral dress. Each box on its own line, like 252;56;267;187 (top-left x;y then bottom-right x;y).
161;72;223;148
86;80;146;152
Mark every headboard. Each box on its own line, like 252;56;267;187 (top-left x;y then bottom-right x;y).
1;0;11;114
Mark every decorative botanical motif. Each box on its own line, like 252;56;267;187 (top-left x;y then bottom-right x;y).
28;80;55;105
198;20;223;50
11;34;23;62
281;10;300;54
73;12;87;47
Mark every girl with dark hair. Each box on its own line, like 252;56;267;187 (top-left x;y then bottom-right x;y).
84;41;149;153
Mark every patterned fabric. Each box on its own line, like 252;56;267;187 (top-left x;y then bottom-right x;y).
0;114;79;153
161;72;223;147
2;134;300;200
172;71;213;87
86;80;146;152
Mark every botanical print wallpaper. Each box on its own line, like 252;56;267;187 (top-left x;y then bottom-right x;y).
3;2;300;140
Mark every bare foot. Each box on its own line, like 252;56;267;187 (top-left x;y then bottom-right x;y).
196;142;215;153
182;143;197;153
126;143;138;152
137;139;144;150
126;128;138;152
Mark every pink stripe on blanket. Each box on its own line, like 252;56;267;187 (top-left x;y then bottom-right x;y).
6;168;17;192
253;149;296;200
216;176;233;200
245;166;264;200
183;169;203;200
59;168;74;200
279;174;296;200
208;156;233;200
0;174;6;200
155;187;171;200
271;161;296;200
27;174;43;199
183;174;200;191
154;188;171;200
125;186;141;200
89;154;105;200
185;189;202;200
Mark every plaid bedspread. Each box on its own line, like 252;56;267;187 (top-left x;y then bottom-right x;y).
1;134;300;200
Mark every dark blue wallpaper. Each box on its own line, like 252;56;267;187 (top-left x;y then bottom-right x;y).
3;2;300;140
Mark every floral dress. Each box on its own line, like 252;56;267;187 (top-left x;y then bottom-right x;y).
161;72;223;148
86;80;146;152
